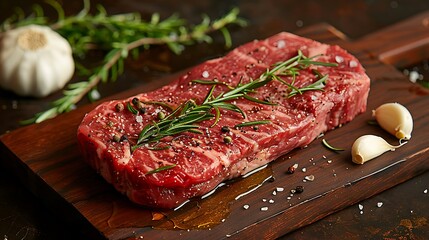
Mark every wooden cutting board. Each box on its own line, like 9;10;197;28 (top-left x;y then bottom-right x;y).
1;11;429;240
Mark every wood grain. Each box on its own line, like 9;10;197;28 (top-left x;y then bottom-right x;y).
1;12;429;240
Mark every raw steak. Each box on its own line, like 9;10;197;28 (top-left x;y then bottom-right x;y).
77;32;370;208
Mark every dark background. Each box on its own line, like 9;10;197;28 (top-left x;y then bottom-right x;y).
1;0;428;239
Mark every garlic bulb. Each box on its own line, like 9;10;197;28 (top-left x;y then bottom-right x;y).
0;24;75;97
351;135;404;164
372;103;413;140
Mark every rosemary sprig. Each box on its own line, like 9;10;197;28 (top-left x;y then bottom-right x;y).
263;50;337;97
132;51;337;150
6;0;246;124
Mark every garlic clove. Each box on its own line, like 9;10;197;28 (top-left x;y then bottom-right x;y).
351;135;404;164
372;103;413;140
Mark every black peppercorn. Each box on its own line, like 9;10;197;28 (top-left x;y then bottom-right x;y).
287;166;296;174
221;126;230;133
295;185;304;194
115;103;124;112
138;107;146;114
120;135;129;142
132;97;140;106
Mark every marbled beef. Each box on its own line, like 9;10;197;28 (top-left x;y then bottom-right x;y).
77;32;370;208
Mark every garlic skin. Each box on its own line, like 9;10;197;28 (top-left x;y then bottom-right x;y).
372;103;413;140
0;24;75;97
352;135;403;164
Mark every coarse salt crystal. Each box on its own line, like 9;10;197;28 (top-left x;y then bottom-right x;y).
202;70;210;78
377;202;383;208
136;115;143;123
358;204;364;210
277;40;286;49
302;168;307;173
276;187;284;192
305;175;315;181
262;198;267;202
349;60;358;68
409;71;419;83
260;206;268;211
272;191;277;196
243;204;250;210
327;160;332;164
424;189;428;194
287;196;292;200
360;211;364;215
269;199;275;204
335;55;344;63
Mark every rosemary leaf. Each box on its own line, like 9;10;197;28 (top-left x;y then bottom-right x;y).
191;79;233;89
145;164;177;175
212;106;221;127
322;139;345;152
235;120;271;128
243;94;277;105
127;102;139;115
143;101;174;111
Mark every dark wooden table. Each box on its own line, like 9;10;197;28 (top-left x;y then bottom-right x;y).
1;0;428;239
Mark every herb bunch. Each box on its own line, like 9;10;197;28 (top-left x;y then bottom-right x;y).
132;50;337;151
1;0;246;124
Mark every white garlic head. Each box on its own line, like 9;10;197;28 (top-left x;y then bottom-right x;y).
352;135;404;164
0;24;75;97
372;102;413;140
